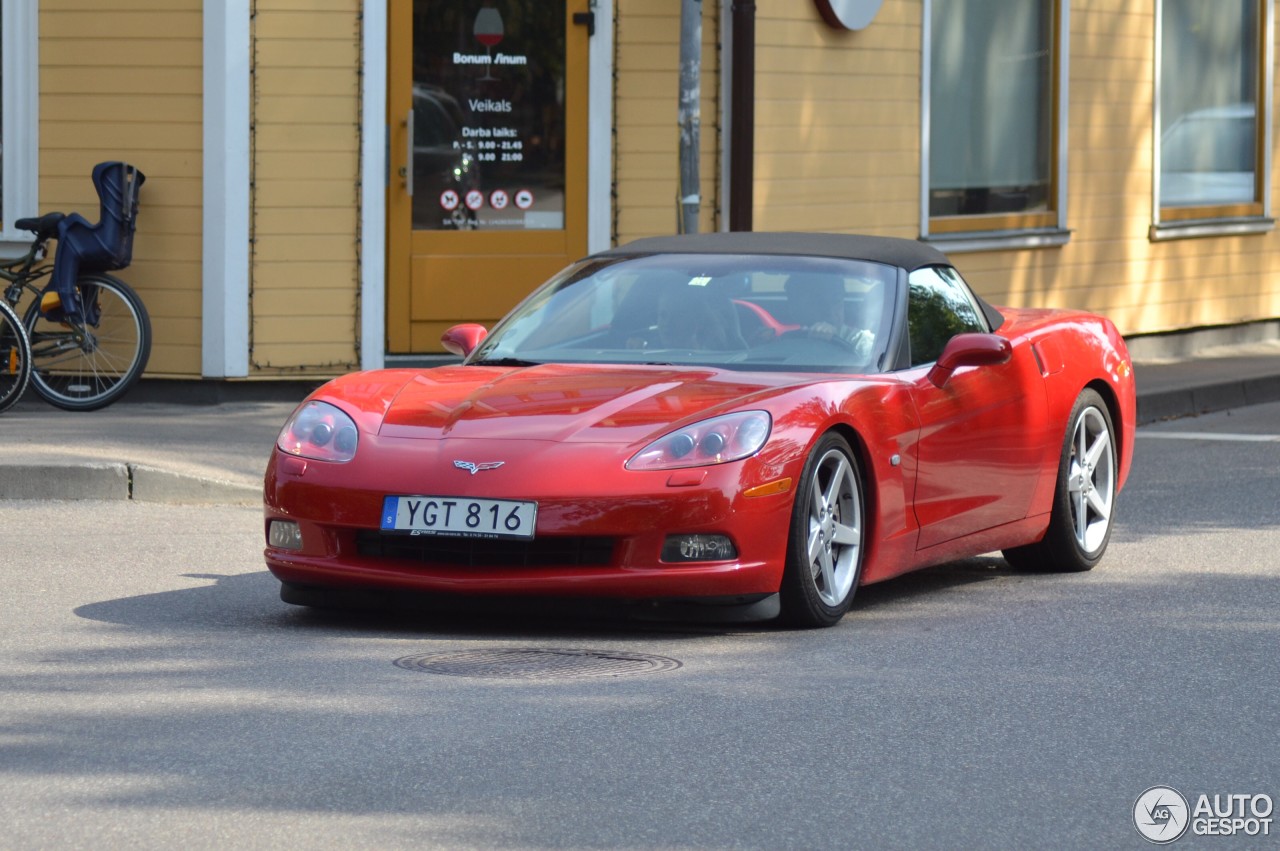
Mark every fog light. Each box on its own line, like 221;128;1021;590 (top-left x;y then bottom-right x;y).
268;520;303;551
661;534;737;563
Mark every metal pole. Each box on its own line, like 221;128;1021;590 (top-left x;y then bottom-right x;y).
678;0;702;234
728;1;754;232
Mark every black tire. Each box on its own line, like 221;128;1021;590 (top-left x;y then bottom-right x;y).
1003;388;1118;572
23;274;151;411
0;299;33;413
779;432;866;628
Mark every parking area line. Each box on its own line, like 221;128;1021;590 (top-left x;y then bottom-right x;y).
1137;432;1280;443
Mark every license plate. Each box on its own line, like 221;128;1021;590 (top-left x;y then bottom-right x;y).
380;495;537;540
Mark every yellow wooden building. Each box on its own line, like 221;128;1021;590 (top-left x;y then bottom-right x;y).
3;0;1276;382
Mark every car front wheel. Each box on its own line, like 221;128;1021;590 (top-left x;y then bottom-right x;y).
780;432;866;628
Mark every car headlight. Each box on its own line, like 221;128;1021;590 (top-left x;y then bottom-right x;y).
626;411;771;471
277;400;359;463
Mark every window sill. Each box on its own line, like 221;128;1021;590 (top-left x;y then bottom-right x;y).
0;236;36;261
1149;217;1275;242
922;228;1072;254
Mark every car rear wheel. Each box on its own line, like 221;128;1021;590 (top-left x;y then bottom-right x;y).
780;433;865;628
1003;388;1117;572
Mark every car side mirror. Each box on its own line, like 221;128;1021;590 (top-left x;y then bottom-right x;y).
926;333;1012;388
441;323;488;357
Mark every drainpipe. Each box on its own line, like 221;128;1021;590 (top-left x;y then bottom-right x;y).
728;1;755;231
678;0;702;234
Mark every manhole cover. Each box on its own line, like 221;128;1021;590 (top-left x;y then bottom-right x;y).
393;648;682;680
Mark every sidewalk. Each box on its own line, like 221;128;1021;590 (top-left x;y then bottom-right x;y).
1;396;300;504
3;340;1280;504
1129;338;1280;423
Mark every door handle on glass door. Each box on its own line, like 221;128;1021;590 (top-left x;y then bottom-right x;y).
404;109;415;196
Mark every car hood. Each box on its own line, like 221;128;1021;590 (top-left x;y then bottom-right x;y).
373;363;799;444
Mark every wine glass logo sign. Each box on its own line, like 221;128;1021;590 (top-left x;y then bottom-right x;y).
473;6;504;81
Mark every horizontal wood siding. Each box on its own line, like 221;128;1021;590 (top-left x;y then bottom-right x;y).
957;2;1280;335
737;0;1280;335
250;0;361;374
614;0;720;242
752;0;920;239
39;0;203;377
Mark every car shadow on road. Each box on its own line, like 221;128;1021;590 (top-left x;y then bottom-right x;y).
73;569;756;640
851;555;1015;611
71;555;1021;640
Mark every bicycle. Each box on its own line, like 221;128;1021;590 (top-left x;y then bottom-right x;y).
1;162;151;411
0;298;32;413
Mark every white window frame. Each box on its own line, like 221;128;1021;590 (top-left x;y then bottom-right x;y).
920;0;1070;253
1151;0;1275;241
0;0;38;250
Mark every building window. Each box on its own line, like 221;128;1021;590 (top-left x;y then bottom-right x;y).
1157;0;1270;224
0;0;37;243
923;0;1064;239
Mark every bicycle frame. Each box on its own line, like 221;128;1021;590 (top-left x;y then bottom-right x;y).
0;236;97;355
1;237;56;315
1;235;109;396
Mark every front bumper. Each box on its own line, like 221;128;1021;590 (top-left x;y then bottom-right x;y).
263;438;795;602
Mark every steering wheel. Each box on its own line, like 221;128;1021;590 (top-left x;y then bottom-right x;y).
782;324;867;353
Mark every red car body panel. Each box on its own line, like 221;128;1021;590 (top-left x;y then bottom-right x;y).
263;302;1135;606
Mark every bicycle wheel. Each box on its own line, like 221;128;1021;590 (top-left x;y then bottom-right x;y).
23;273;152;411
0;299;33;413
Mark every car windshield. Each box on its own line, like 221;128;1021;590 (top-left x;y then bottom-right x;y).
469;253;900;374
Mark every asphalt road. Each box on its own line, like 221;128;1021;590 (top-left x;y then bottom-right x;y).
2;403;1278;850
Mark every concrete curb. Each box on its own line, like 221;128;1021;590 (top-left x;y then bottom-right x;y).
0;463;131;501
0;462;260;505
1136;373;1280;423
130;465;261;505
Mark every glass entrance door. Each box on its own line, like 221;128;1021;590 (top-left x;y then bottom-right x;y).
388;0;589;353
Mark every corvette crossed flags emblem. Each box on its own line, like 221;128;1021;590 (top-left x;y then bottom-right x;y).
453;460;505;475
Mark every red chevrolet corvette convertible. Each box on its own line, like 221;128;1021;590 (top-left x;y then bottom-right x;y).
264;233;1135;627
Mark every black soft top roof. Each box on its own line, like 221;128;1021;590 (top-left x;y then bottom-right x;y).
599;232;951;272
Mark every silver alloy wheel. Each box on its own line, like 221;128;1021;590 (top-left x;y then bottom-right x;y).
1068;405;1115;555
805;447;862;607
